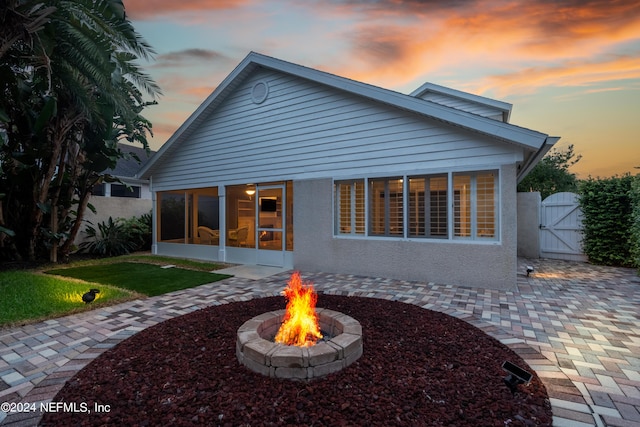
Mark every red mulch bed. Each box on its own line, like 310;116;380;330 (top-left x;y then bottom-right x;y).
41;295;551;426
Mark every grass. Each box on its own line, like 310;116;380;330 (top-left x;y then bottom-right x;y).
0;271;138;327
45;262;231;297
58;253;229;272
0;254;233;328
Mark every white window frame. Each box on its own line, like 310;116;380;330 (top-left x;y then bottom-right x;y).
407;174;449;239
334;180;365;236
333;170;499;242
452;171;499;241
368;177;404;237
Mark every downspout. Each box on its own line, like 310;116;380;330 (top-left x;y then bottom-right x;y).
517;136;560;183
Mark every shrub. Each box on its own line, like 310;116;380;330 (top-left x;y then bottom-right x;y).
79;217;140;256
630;176;640;272
121;211;152;251
80;212;152;257
579;175;636;267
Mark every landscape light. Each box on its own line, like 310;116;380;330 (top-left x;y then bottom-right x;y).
502;360;532;394
82;289;100;304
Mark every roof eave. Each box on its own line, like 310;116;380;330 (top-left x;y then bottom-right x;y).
139;52;553;177
138;53;262;178
255;54;547;149
517;136;561;183
251;54;546;149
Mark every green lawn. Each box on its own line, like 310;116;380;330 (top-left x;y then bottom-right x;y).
0;256;233;328
0;271;137;327
45;262;231;297
59;254;228;272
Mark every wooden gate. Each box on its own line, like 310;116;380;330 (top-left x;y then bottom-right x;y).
540;192;586;261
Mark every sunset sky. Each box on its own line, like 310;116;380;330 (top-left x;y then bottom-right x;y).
124;0;640;178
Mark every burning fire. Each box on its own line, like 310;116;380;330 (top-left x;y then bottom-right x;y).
274;272;323;347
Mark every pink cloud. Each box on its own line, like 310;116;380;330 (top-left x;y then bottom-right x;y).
333;0;640;91
153;49;228;68
473;56;640;97
154;72;225;102
149;122;180;139
123;0;251;19
182;85;219;99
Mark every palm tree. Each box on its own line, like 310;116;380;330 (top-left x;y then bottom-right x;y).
0;0;161;261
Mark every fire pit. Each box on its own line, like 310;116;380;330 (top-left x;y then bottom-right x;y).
236;272;363;379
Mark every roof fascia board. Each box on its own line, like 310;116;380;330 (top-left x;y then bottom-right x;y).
113;176;149;185
139;52;549;177
138;54;259;178
517;136;560;183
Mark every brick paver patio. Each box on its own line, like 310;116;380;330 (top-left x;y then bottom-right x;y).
1;258;638;426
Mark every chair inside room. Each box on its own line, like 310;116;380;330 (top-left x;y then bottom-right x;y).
197;226;219;245
228;226;249;247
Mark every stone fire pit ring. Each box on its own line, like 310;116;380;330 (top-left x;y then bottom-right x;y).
236;308;363;380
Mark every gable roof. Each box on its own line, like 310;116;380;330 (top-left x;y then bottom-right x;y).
110;143;155;178
138;52;558;181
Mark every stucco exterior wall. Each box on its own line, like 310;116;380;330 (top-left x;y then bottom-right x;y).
293;164;518;290
517;192;541;258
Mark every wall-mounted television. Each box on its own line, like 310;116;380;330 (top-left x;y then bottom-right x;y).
260;197;277;212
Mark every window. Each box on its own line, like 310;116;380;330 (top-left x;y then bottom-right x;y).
159;191;186;242
335;180;365;235
453;171;497;239
158;187;219;244
111;184;141;198
476;172;497;238
369;178;403;237
409;175;448;238
334;171;498;241
92;183;105;196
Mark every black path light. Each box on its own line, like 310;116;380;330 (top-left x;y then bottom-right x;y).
82;289;100;304
502;360;533;394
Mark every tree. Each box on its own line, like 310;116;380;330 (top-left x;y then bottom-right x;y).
518;144;581;200
0;0;161;262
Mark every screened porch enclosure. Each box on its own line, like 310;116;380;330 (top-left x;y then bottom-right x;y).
158;187;219;245
155;181;293;266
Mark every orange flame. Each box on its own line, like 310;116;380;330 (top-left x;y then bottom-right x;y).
274;272;323;347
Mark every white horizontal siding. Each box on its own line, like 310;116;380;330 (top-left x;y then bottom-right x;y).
151;68;523;191
420;93;504;121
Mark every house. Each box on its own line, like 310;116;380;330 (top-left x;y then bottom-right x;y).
138;52;558;290
77;143;154;244
92;142;154;200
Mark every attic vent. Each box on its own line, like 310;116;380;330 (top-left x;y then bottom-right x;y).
251;81;269;104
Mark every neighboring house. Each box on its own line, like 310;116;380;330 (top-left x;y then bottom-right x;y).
92;143;154;200
76;143;155;244
138;52;559;290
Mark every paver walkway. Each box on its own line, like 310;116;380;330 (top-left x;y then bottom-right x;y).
1;258;638;426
